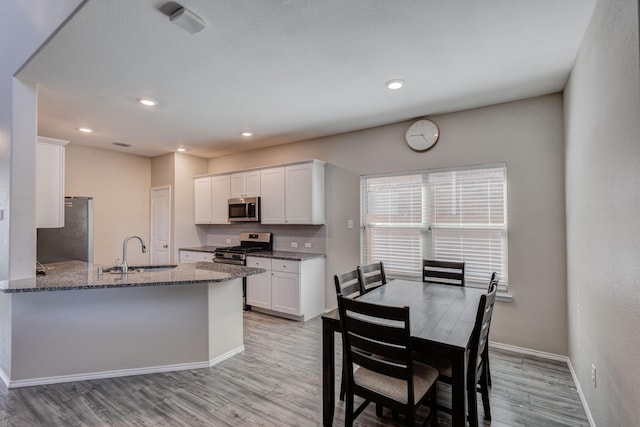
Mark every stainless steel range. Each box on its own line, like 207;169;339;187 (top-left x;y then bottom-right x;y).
214;232;273;311
213;232;273;265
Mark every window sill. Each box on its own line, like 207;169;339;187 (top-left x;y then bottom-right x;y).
496;293;513;302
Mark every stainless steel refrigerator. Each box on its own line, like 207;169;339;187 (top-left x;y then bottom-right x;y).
37;196;94;264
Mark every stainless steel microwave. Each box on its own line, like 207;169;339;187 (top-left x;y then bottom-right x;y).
228;197;260;222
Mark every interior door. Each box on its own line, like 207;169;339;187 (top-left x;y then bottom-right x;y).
150;186;171;264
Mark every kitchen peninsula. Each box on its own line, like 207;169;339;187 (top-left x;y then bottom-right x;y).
0;261;264;388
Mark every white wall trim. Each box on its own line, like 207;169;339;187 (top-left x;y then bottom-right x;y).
209;345;245;367
491;341;596;427
567;357;597;427
489;341;567;362
1;344;246;389
3;360;211;389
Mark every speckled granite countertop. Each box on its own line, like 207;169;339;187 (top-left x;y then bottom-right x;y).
246;251;326;261
0;260;265;293
179;246;219;253
178;246;325;261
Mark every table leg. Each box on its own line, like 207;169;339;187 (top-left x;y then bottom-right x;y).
322;318;335;426
451;349;468;427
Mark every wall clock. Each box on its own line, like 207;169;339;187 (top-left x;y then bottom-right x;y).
405;119;439;152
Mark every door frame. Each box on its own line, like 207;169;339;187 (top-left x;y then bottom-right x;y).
150;185;172;265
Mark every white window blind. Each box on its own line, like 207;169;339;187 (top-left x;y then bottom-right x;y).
361;164;507;288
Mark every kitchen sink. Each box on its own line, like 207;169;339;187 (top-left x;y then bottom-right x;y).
104;265;178;274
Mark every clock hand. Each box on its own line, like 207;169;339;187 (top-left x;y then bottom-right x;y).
421;134;429;142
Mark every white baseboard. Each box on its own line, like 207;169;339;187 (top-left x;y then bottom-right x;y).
489;341;567;362
209;345;245;367
2;345;245;389
566;357;597;427
490;341;596;427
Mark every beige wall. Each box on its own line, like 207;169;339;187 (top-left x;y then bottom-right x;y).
565;0;640;425
151;153;207;263
173;153;208;260
209;93;568;355
65;144;151;266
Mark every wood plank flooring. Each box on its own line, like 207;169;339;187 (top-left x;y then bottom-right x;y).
0;311;589;426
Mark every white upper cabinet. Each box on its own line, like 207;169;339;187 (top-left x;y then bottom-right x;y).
284;160;325;225
230;171;260;198
194;160;325;225
211;175;231;223
194;175;230;224
260;167;285;224
194;177;213;224
36;137;69;228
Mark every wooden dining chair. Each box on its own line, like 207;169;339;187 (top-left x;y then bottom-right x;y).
415;281;497;426
333;270;364;401
485;272;500;387
337;295;438;427
357;261;387;293
466;279;498;426
422;259;465;286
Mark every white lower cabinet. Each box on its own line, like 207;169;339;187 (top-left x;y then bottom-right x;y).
245;257;272;309
179;250;214;263
246;256;325;321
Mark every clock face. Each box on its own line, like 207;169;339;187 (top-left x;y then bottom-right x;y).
405;119;439;152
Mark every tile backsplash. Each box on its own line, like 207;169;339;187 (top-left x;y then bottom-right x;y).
204;224;326;254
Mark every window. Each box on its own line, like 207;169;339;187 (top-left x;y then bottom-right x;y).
361;164;507;289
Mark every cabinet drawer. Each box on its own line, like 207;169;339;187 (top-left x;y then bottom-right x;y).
246;256;271;269
271;259;300;274
180;250;214;263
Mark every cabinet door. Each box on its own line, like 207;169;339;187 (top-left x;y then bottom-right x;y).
272;271;301;315
244;170;261;197
246;257;272;309
211;175;230;224
194;177;213;224
36;138;67;228
230;173;246;198
285;163;313;224
260;167;285;224
247;271;272;309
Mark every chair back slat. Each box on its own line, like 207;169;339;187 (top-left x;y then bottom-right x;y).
423;259;465;286
334;269;363;298
357;261;387;293
337;295;413;384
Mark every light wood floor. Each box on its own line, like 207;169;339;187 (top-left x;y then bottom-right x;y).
0;310;589;426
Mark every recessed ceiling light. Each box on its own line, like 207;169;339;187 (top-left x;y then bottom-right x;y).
79;127;93;133
177;148;187;152
241;132;253;137
386;79;405;90
137;98;158;107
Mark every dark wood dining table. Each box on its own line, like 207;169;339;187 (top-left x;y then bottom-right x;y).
322;279;485;427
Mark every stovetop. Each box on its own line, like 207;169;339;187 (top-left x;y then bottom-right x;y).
213;232;273;259
214;245;266;254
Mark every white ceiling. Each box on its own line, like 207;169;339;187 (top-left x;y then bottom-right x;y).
18;0;597;158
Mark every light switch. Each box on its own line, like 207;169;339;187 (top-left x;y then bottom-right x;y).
347;219;354;229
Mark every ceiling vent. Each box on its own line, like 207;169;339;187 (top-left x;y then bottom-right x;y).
112;142;133;148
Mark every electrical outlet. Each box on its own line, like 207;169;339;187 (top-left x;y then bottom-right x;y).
304;242;312;248
347;219;354;229
291;242;298;248
225;238;231;244
591;364;597;387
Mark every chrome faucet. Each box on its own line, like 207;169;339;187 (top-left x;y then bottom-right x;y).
118;235;147;273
